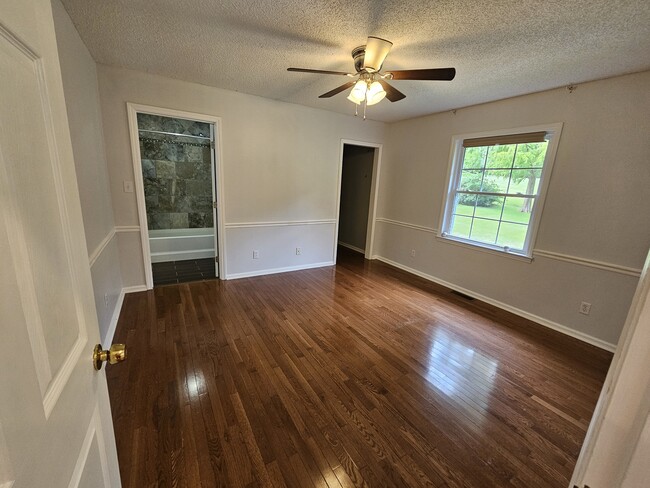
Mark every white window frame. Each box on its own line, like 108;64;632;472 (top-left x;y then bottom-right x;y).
438;123;563;258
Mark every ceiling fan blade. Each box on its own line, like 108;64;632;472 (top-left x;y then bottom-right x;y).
319;81;357;98
363;36;393;72
385;68;456;81
288;67;352;76
378;79;406;102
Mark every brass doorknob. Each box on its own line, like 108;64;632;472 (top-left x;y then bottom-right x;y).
93;343;127;371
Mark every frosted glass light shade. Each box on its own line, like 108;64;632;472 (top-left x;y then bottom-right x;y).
347;80;367;104
366;81;386;105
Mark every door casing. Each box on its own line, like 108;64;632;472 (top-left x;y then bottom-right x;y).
126;103;226;288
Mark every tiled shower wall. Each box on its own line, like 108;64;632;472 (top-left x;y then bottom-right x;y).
137;113;214;230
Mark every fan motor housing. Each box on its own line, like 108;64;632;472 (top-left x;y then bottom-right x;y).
352;46;366;73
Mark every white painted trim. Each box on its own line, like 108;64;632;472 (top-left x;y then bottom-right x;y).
114;225;140;233
375;217;437;234
88;229;116;268
67;406;110;488
35;52;93;419
571;251;650;486
534;249;642;277
334;139;383;264
42;335;86;417
225;219;336;228
227;261;334;280
338;241;365;254
0;138;52;397
102;288;126;346
374;255;616;352
126;104;154;289
150;249;215;262
123;285;148;293
376;217;641;275
126;103;227;290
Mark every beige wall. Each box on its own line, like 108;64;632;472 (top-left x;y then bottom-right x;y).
52;0;123;342
96;65;386;281
375;71;650;347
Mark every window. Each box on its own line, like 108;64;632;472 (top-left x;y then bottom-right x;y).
440;124;562;257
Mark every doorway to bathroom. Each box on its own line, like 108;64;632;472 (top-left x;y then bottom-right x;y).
127;104;225;288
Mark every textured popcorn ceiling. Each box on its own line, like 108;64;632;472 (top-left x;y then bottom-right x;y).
60;0;650;122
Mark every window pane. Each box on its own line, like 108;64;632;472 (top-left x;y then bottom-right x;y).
482;170;509;193
510;169;542;195
469;218;498;244
453;194;476;216
513;142;547;168
502;197;534;223
449;215;472;238
486;144;516;169
459;170;483;191
496;222;528;249
474;196;504;219
462;146;487;169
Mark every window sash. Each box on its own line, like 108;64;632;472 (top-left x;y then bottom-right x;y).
455;190;537;199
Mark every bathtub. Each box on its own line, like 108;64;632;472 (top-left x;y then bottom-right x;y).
149;228;215;263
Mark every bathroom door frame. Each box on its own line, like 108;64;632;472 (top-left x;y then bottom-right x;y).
126;103;226;289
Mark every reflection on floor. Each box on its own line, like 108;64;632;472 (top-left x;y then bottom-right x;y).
109;246;612;487
152;258;215;286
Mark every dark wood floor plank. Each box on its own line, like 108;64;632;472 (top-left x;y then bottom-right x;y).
107;247;612;487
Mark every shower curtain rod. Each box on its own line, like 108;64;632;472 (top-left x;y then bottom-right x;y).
138;128;212;140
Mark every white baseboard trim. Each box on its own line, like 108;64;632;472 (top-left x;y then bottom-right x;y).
227;261;335;280
103;285;147;344
123;285;148;293
103;289;126;346
374;255;617;352
338;241;365;254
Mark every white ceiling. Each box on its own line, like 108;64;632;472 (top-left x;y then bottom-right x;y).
60;0;650;123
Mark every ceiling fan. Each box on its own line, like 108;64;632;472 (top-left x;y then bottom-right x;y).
288;36;455;117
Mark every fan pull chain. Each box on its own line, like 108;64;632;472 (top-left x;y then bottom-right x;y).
354;104;358;117
363;100;367;120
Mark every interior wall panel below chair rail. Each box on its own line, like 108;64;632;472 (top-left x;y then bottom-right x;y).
224;222;337;279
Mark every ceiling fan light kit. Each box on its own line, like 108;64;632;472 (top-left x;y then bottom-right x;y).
288;36;456;119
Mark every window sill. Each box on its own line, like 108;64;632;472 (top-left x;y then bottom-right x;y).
435;234;534;263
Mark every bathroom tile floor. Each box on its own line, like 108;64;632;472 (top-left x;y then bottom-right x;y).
152;258;216;286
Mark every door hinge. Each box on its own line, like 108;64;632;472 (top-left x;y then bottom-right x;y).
210;141;215;149
213;201;217;209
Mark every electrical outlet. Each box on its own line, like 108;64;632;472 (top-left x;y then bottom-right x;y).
579;302;592;315
104;293;109;308
253;250;259;259
296;247;302;255
410;249;416;257
123;180;134;193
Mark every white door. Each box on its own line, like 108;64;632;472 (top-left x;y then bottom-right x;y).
571;250;650;487
0;0;121;487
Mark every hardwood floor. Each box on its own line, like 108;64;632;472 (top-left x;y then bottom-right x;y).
107;247;612;487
